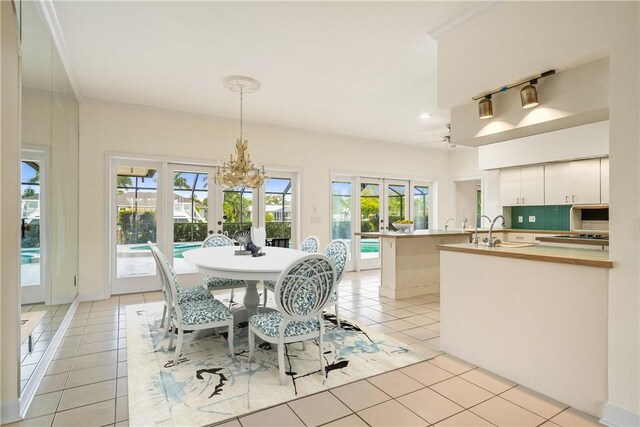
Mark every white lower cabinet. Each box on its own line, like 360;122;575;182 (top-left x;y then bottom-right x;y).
506;232;535;243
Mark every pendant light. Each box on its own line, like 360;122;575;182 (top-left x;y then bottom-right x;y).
520;79;539;109
478;95;493;119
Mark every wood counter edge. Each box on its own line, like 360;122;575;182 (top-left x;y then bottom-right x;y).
436;244;613;269
535;236;609;246
354;231;472;238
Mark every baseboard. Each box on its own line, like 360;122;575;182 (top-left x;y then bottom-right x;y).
601;403;640;427
79;291;106;302
1;399;21;424
18;296;79;420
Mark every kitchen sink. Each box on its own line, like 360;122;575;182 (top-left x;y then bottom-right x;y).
496;242;535;248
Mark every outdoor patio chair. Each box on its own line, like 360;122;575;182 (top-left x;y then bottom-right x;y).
150;243;234;364
248;254;336;385
201;234;247;307
323;240;348;328
149;241;215;337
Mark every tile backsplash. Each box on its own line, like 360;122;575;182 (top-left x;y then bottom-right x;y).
509;205;571;231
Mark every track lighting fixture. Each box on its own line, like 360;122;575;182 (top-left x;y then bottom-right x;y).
472;70;555;119
478;96;493;119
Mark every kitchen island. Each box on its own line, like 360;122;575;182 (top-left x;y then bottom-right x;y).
354;230;470;299
437;242;612;417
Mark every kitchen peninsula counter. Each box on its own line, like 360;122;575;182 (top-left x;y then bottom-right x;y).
437;243;612;268
354;229;470;299
438;242;610;416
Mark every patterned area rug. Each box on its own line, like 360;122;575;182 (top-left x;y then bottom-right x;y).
127;302;432;427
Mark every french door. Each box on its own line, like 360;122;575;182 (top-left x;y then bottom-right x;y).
21;148;48;304
331;175;431;272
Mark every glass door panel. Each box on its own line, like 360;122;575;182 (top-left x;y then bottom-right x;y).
223;186;253;237
115;167;158;280
264;177;292;246
331;180;354;267
413;185;430;230
170;167;214;274
359;180;381;269
21;160;43;302
386;183;407;231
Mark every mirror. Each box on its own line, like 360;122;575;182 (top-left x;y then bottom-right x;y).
19;0;79;394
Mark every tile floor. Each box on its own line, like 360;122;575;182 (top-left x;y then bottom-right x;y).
9;270;603;427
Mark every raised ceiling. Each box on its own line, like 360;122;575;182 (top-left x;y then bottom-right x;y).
52;1;489;145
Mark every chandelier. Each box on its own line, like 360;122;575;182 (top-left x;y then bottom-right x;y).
213;76;268;188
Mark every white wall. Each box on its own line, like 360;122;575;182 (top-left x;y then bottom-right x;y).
1;1;23;422
439;2;640;423
78;101;452;299
453;180;478;229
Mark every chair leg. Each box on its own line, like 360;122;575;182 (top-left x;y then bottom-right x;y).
173;328;184;365
319;317;325;376
168;318;175;350
335;305;341;328
161;304;167;328
227;321;234;357
248;328;255;361
301;341;306;351
278;342;287;385
229;289;235;309
262;286;268;307
164;307;172;338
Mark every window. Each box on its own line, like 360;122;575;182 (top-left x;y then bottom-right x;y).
264;178;292;241
413;186;429;230
223;186;253;236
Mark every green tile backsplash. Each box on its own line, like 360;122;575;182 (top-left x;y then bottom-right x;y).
509;205;571;231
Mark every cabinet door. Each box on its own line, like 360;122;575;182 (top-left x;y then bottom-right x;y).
506;232;535;243
519;166;544;205
600;158;609;204
544;163;572;205
500;168;521;206
570;159;601;204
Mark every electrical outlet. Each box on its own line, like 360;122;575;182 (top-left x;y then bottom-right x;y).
518;216;524;223
529;216;536;222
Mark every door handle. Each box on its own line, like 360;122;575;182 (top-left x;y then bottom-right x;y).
522;197;525;204
217;221;222;225
572;195;575;202
565;195;569;203
516;197;520;204
208;230;214;235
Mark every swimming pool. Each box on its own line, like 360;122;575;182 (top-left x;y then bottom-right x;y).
20;248;40;265
360;240;380;253
130;242;202;258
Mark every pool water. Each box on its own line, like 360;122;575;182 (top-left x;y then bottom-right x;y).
20;248;40;265
360;240;380;253
130;243;202;258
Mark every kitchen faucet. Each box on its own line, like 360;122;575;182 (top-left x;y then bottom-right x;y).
444;217;454;230
473;215;492;246
485;215;506;247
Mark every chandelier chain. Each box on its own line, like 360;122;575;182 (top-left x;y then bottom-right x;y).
240;88;244;142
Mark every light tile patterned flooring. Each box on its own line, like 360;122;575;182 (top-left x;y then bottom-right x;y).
9;270;603;427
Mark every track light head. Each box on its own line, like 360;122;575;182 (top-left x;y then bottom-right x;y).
520;79;539;109
478;96;493;119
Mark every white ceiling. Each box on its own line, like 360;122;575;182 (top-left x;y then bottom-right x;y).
53;1;488;145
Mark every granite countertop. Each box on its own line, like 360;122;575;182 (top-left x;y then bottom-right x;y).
437;243;613;269
354;229;472;238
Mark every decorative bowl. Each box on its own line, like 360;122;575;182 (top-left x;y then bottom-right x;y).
393;223;412;232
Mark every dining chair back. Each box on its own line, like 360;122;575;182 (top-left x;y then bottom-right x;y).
149;243;234;364
202;234;235;248
248;254;336;385
299;235;320;253
269;237;290;248
323;239;348;327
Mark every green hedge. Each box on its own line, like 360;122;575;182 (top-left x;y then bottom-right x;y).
117;209;157;244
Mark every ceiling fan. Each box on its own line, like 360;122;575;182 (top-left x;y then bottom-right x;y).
419;124;456;149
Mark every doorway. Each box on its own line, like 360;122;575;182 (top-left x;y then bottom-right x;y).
454;179;482;229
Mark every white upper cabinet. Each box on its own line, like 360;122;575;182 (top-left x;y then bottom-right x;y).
499;166;544;206
544;159;601;205
600;158;609;204
499;168;522;206
519;166;545;205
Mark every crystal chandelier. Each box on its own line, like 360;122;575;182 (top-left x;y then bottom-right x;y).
213;76;268;188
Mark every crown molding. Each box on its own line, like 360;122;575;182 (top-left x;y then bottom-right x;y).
35;0;83;100
428;1;498;41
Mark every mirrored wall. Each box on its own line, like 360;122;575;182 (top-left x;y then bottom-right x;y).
19;0;79;393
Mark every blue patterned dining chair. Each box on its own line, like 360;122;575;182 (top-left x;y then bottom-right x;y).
262;235;320;306
323;240;348;328
249;254;336;385
150;243;234;364
201;234;247;307
148;241;215;337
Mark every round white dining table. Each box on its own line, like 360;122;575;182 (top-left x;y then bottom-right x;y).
183;246;307;319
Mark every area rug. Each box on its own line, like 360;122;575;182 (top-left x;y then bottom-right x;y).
127;302;431;427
